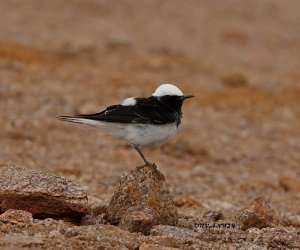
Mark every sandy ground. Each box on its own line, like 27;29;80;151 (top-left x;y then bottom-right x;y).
0;0;300;248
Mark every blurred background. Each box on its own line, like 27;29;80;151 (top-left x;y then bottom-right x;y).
0;0;299;215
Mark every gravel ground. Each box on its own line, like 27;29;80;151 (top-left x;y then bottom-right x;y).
0;1;300;249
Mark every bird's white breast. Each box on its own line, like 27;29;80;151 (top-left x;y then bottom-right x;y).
80;120;177;146
125;123;178;146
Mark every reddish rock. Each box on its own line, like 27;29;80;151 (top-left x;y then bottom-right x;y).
235;209;273;230
80;214;109;226
201;199;236;213
0;165;88;220
120;206;160;234
87;196;108;216
150;225;200;239
281;214;300;227
235;197;278;231
139;242;179;250
249;197;278;224
149;225;214;248
227;242;267;250
0;209;33;225
173;195;202;207
253;228;300;249
202;210;223;221
105;164;178;234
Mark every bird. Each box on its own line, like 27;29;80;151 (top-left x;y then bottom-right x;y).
58;83;193;165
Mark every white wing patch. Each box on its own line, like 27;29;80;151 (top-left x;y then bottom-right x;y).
121;97;136;106
152;84;184;97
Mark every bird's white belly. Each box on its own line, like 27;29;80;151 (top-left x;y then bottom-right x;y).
125;123;178;146
91;121;177;146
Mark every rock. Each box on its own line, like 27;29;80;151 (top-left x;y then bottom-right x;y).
139;243;180;250
0;233;44;249
0;218;142;249
235;197;278;231
105;164;178;234
120;206;160;234
0;164;88;220
87;196;108;216
149;225;213;248
281;214;300;227
249;197;278;224
227;242;267;250
0;209;33;225
235;209;273;230
202;210;223;221
80;214;109;226
201;199;236;213
61;224;142;249
177;215;199;229
196;227;247;244
150;225;199;240
252;228;300;249
279;176;300;193
173;195;202;207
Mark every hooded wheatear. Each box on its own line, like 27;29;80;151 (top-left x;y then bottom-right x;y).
58;83;193;165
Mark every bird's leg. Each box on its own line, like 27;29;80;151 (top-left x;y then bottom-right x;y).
133;144;152;166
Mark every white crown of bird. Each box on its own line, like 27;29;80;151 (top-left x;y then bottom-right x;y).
152;84;184;97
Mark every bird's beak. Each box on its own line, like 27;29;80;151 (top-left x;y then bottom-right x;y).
182;95;194;100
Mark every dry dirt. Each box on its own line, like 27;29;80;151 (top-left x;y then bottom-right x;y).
0;0;300;249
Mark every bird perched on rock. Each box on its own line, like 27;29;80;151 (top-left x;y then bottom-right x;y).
58;84;193;165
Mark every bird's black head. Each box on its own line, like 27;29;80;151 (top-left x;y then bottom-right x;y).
152;83;194;111
157;95;194;111
149;84;194;127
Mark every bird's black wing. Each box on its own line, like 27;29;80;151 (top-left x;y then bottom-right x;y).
75;102;174;125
